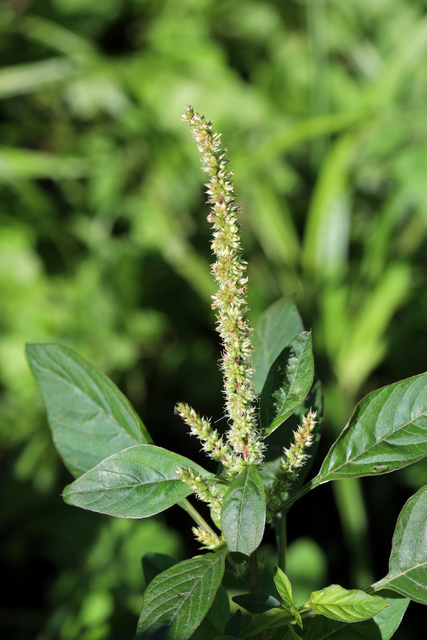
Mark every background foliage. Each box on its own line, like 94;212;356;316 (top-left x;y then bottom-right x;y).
1;0;427;638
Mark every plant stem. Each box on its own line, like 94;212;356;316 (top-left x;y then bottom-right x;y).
247;549;260;593
179;498;217;537
270;477;319;518
247;549;263;640
276;514;287;572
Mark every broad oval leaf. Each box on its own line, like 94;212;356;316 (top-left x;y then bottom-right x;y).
302;590;409;640
372;485;427;604
307;584;388;623
315;373;427;483
135;549;226;640
252;296;304;395
63;444;213;518
260;332;314;436
221;466;266;556
26;343;152;477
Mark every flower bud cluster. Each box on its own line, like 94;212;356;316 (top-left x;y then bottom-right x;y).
181;106;263;474
176;467;224;520
175;402;231;465
192;527;226;551
266;410;317;513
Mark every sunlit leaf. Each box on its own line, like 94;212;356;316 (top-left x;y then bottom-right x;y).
315;373;427;483
302;590;409;640
221;466;266;556
372;485;427;604
307;584;388;622
63;444;213;518
26;343;152;477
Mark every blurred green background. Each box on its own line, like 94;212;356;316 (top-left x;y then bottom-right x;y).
1;0;427;638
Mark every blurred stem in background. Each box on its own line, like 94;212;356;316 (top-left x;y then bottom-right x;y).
307;0;330;166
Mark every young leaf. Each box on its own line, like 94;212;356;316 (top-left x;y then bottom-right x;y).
221;465;266;556
307;584;388;623
372;485;427;604
260;332;314;436
274;567;294;607
302;590;409;640
240;608;290;638
135;549;226;640
63;444;213;518
273;567;303;627
232;592;281;614
252;296;304;395
25;343;152;477
315;373;427;483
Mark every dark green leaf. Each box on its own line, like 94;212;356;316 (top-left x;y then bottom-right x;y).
315;373;427;483
26;343;151;477
142;553;178;587
372;485;427;604
260;332;314;436
63;444;213;518
221;466;266;556
224;609;242;638
232;592;281;614
240;608;290;638
307;584;388;622
252;296;304;395
135;549;226;640
302;590;409;640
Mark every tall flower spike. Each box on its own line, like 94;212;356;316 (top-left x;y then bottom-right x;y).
182;106;264;474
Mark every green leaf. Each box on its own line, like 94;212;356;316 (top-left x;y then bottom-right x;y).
223;609;242;638
25;343;152;477
260;332;314;436
372;485;427;604
315;373;427;483
191;586;230;640
307;584;388;623
135;549;226;640
221;466;266;556
274;567;294;607
232;592;281;614
302;590;409;640
63;444;213;518
252;296;304;395
240;608;290;638
274;567;303;627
